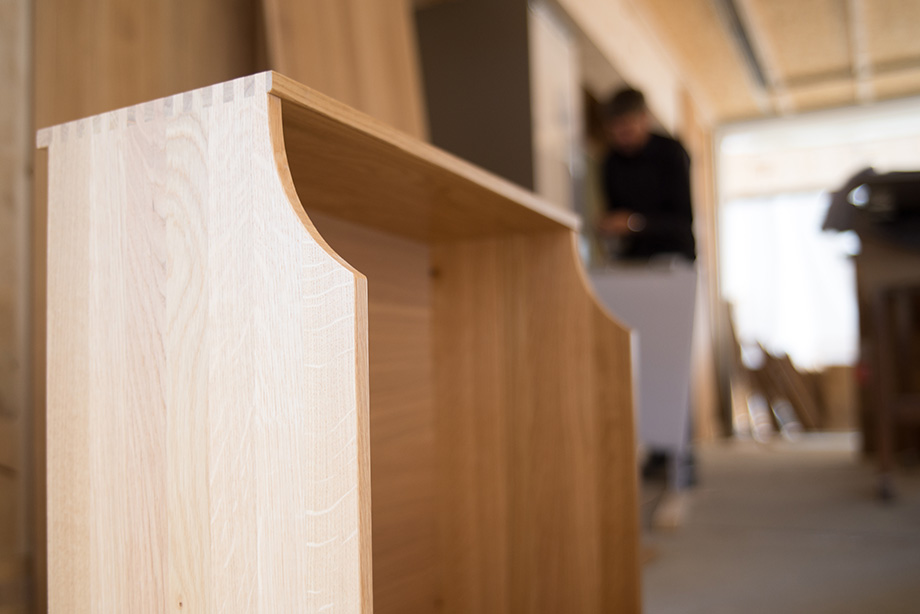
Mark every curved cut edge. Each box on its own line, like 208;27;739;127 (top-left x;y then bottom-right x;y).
266;93;365;279
265;91;375;614
564;232;641;612
41;72;374;613
565;232;632;334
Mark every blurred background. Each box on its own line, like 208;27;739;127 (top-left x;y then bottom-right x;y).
2;0;920;612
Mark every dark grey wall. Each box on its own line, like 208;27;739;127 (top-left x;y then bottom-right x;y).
415;0;534;191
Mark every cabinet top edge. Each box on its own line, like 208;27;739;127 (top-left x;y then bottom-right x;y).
266;71;580;233
35;70;580;234
35;72;276;150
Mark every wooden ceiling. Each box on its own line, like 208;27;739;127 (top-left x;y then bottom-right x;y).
630;0;920;122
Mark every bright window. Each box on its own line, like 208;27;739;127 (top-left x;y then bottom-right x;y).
718;97;920;370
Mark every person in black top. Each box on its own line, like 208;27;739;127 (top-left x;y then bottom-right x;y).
599;88;696;262
599;88;699;488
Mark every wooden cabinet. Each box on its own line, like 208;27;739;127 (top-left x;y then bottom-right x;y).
38;72;639;613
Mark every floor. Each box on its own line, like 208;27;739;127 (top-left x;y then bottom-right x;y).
642;434;920;614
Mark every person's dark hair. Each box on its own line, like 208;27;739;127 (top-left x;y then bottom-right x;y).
605;87;646;118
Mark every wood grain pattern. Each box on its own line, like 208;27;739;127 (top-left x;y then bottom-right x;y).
270;72;579;243
32;3;264;609
305;212;438;613
270;74;638;612
33;0;262;128
40;73;372;613
262;0;428;139
40;71;639;613
432;233;638;613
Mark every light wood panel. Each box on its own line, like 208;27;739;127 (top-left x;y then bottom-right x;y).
305;212;440;613
40;71;640;613
273;70;639;613
39;73;372;613
271;73;579;242
262;0;428;139
862;0;920;67
301;224;640;613
556;0;685;130
34;0;262;127
740;0;851;84
432;233;638;613
32;3;265;609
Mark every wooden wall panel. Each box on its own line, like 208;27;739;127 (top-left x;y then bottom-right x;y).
263;0;428;139
2;0;32;610
680;91;724;440
34;0;263;126
556;0;687;129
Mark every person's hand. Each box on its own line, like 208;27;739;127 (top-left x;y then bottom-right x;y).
599;211;639;236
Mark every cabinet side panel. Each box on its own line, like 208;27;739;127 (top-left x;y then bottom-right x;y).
432;238;512;614
594;308;641;613
165;101;212;614
504;234;601;614
48;111;173;613
46;135;93;614
306;212;437;614
44;76;371;613
433;232;639;613
113;110;170;614
249;91;366;614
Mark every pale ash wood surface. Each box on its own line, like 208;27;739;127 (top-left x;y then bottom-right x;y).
32;3;263;607
39;71;639;613
39;73;371;613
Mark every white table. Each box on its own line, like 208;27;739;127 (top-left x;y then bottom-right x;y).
590;261;697;489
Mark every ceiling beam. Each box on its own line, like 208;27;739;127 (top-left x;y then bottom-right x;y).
711;0;779;114
781;56;920;92
846;0;874;102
